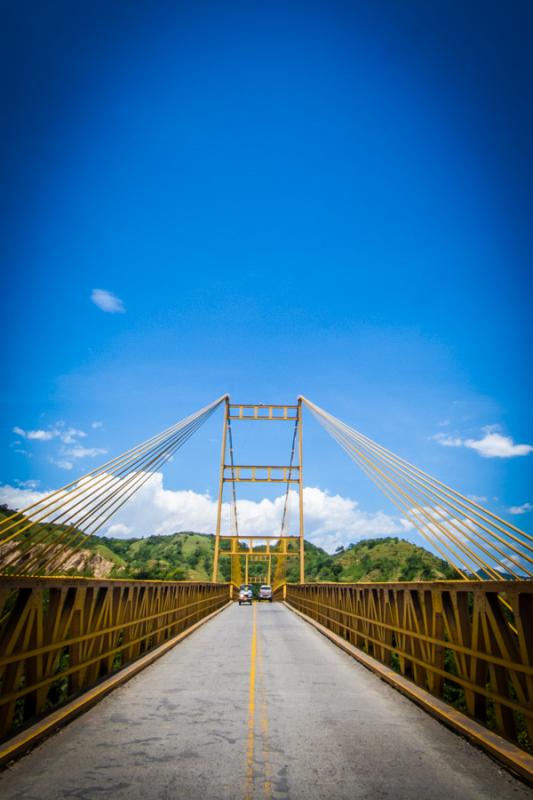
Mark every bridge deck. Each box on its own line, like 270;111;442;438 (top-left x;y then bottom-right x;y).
0;603;529;800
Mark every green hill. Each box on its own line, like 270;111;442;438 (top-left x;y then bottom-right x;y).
283;537;457;583
96;531;217;581
1;505;458;582
331;537;457;581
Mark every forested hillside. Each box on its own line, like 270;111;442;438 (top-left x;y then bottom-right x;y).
0;505;458;581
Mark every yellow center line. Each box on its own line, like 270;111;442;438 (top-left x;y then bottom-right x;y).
245;602;257;800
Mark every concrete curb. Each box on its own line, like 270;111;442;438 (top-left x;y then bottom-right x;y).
284;601;533;785
0;600;232;770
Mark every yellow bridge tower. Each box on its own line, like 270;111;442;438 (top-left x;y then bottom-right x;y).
212;398;305;585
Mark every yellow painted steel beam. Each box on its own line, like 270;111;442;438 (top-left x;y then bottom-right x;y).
220;550;300;559
297;397;305;583
228;404;299;409
222;465;300;483
219;535;300;540
223;478;300;483
0;577;231;740
223;464;301;468
228;404;298;421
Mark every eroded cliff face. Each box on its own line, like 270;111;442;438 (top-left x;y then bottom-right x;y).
58;549;118;577
0;540;119;577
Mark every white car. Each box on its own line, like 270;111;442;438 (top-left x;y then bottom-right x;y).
258;584;273;602
238;585;253;605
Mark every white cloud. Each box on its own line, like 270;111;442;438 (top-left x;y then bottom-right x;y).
432;425;532;459
464;430;533;458
91;289;125;313
0;484;49;510
468;495;488;504
509;502;533;515
13;426;55;441
0;475;408;553
431;433;463;447
63;446;107;459
51;459;74;471
30;430;56;441
16;479;40;489
13;424;86;445
59;427;87;445
107;523;133;537
91;421;103;429
12;422;102;471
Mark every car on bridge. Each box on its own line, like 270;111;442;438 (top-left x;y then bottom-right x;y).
258;584;273;602
238;585;253;605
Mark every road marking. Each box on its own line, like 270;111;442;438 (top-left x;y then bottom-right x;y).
257;632;272;799
245;603;257;800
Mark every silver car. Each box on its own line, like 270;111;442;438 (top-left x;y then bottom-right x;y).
258;584;273;602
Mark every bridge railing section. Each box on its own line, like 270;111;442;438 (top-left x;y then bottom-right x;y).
272;584;285;601
285;581;533;749
0;577;230;740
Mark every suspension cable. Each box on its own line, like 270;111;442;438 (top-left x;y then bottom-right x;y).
280;419;298;538
0;397;226;575
227;417;240;540
302;396;531;581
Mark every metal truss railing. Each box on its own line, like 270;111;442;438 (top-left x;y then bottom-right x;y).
0;577;230;740
285;581;533;749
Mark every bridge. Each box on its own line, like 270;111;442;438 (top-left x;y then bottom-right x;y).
0;396;532;796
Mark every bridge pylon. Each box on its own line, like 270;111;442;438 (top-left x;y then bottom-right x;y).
212;397;305;585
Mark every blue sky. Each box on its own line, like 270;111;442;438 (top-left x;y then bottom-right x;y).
1;1;531;550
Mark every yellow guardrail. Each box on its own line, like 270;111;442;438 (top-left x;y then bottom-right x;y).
0;576;230;740
285;581;533;750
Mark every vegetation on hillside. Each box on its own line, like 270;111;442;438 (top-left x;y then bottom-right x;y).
95;532;223;581
0;505;458;582
333;537;458;581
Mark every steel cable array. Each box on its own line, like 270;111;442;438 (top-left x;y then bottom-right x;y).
279;419;298;538
302;396;532;581
272;418;299;589
0;396;227;575
226;416;244;586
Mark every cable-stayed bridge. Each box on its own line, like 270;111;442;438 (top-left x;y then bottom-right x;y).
0;395;532;797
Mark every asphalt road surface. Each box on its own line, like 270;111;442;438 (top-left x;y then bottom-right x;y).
0;603;530;799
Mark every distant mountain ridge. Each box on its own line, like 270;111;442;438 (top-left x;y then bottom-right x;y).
0;505;459;582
